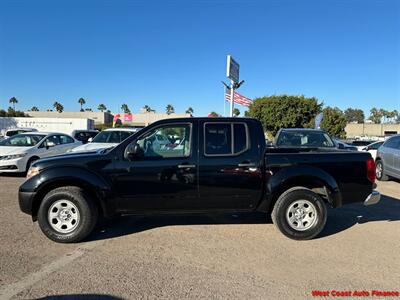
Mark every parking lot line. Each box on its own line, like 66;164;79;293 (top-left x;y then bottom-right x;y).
0;241;102;299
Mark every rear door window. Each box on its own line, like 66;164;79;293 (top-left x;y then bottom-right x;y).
384;137;400;149
204;123;248;156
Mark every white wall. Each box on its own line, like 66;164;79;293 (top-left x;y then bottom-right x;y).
0;117;94;135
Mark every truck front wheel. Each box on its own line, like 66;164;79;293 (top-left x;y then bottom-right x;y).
272;188;327;240
37;186;98;243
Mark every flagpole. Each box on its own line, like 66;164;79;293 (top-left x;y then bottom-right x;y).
229;79;235;117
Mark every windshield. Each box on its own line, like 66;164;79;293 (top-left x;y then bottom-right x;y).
276;131;335;148
0;134;45;147
92;131;133;143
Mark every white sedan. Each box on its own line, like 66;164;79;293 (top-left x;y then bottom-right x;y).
0;132;81;173
70;128;138;152
361;141;384;160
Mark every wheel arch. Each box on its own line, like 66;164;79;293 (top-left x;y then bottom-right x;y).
30;167;113;220
258;166;342;212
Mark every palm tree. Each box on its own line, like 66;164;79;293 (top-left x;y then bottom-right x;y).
233;108;240;117
30;106;39;111
121;104;130;113
166;104;174;115
78;98;86;112
53;101;64;113
97;104;107;112
143;105;151;112
185;107;194;116
9;97;18;110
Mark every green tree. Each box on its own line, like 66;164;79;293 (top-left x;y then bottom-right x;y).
53;101;64;113
369;107;382;124
185;107;194;115
30;106;39;111
166;104;174;115
344;108;364;123
233;108;240;117
6;107;26;117
246;95;322;136
208;111;220;117
121;104;130;113
319;106;347;138
98;104;107;112
9;97;18;110
78;98;86;112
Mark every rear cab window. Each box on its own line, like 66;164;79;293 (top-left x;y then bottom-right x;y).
204;122;249;156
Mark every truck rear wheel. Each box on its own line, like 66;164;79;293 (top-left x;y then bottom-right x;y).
272;187;327;240
37;186;98;243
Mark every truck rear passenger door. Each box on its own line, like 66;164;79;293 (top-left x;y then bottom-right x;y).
198;121;263;210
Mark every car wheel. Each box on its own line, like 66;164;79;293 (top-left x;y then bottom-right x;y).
271;187;327;240
375;160;388;181
37;186;98;243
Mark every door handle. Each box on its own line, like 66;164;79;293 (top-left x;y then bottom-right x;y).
177;164;196;169
238;163;256;167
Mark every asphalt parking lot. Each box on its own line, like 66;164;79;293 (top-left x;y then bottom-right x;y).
0;176;399;299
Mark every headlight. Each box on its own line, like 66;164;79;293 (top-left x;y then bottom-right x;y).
26;166;40;179
0;153;26;160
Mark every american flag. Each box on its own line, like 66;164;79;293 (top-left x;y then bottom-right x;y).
225;88;253;107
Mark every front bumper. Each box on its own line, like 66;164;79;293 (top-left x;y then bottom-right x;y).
363;190;381;206
0;157;26;172
18;190;35;215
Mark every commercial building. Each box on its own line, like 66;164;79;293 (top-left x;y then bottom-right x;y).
0;117;94;135
116;111;191;127
25;111;113;125
346;123;400;138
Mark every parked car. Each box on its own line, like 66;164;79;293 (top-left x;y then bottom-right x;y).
3;128;38;138
351;140;377;151
274;128;337;148
0;132;81;173
71;129;99;144
361;141;384;160
70;128;138;152
19;118;379;243
375;135;400;181
332;138;358;151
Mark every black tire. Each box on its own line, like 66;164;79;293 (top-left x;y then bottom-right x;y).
37;186;98;243
271;187;327;240
375;160;389;181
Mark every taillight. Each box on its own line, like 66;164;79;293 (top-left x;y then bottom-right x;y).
366;157;376;183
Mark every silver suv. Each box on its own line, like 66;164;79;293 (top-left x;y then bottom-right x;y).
375;134;400;181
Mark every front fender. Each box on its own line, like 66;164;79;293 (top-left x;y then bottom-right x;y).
21;166;113;218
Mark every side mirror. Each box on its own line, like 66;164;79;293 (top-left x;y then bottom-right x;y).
362;147;368;151
337;143;344;149
124;142;143;160
87;137;93;143
45;141;56;149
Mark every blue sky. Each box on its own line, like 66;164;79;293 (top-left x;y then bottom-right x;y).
0;0;399;117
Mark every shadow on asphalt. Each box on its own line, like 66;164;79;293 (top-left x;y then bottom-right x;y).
87;194;399;242
318;194;400;238
0;173;25;177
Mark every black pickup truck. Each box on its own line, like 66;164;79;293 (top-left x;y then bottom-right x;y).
19;118;380;243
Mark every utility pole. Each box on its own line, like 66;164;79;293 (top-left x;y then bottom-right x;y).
224;55;244;117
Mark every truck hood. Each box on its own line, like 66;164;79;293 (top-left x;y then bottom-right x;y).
0;146;32;156
70;143;117;152
32;150;108;169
